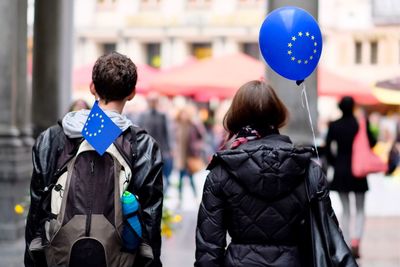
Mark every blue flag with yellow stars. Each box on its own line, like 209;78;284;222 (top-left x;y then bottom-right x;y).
82;101;122;155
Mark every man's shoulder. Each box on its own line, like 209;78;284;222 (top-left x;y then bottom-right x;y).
134;126;158;145
130;126;161;156
39;124;63;136
34;124;65;148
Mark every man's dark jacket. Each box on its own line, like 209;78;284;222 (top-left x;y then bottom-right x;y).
24;125;163;267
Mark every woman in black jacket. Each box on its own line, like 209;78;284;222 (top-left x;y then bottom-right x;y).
195;81;355;267
325;96;375;259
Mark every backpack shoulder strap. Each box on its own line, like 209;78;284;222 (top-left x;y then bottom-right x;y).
114;126;139;171
53;129;83;182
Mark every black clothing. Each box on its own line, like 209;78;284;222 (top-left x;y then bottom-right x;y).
24;125;163;267
325;115;368;192
138;109;171;157
195;134;315;267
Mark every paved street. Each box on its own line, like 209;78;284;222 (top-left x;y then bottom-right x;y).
2;171;400;267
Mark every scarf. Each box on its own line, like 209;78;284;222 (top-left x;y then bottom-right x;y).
230;125;280;149
231;126;262;149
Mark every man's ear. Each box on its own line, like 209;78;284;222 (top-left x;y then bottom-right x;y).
89;82;97;97
126;88;136;101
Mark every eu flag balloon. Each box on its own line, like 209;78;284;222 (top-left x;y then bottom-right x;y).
259;6;323;82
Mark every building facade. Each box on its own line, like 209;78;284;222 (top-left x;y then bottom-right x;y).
74;0;400;85
74;0;265;69
319;0;400;83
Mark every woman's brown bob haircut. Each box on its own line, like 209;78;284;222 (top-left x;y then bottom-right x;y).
223;80;288;140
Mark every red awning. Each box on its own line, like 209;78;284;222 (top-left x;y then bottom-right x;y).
317;67;379;105
149;53;265;101
72;57;380;105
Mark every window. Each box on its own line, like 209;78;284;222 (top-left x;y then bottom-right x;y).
146;43;161;68
237;0;263;7
187;0;212;9
97;0;117;9
191;43;212;59
102;43;116;54
370;41;378;64
241;42;260;59
355;41;362;64
140;0;161;9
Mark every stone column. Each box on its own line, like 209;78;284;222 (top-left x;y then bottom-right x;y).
0;0;32;241
267;0;319;145
32;0;74;137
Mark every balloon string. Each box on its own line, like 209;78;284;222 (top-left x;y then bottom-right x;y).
300;83;320;162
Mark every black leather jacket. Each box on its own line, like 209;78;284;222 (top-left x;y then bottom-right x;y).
24;125;163;267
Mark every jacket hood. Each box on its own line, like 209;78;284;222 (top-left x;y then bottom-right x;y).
62;109;133;138
214;135;313;200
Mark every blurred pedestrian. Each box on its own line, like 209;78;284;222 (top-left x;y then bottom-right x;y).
325;96;376;259
195;81;356;267
387;120;400;175
138;92;173;192
68;98;90;111
175;105;205;207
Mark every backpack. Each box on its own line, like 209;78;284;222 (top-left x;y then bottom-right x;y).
43;127;142;267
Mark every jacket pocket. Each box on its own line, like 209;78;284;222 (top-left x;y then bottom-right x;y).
29;237;48;267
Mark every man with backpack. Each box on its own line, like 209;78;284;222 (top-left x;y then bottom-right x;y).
24;52;163;267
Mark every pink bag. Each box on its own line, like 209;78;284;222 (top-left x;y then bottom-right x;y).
352;114;387;178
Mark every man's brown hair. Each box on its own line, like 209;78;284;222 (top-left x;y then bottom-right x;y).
223;80;288;140
92;52;137;103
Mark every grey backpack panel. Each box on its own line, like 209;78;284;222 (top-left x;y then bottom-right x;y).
44;141;136;267
63;152;117;228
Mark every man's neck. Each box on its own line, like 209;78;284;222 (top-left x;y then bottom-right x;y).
98;99;126;114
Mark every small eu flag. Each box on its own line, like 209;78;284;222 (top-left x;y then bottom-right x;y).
82;101;122;155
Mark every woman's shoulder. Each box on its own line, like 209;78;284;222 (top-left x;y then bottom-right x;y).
206;154;231;182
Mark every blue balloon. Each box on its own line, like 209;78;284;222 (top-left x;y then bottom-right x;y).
259;6;323;81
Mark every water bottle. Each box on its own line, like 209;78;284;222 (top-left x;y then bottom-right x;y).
121;191;142;251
